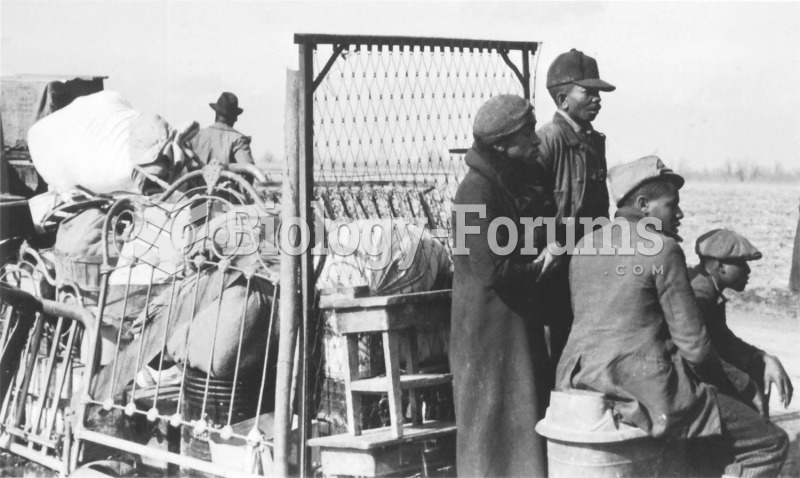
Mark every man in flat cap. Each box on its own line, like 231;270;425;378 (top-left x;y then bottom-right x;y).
534;48;616;373
690;229;793;416
556;156;788;477
450;94;557;477
190;92;255;166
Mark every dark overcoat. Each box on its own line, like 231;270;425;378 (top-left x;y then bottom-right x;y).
556;208;726;439
450;144;553;477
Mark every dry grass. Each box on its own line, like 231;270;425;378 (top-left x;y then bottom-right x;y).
677;181;800;315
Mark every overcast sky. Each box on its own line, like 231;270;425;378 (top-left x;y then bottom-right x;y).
2;1;799;171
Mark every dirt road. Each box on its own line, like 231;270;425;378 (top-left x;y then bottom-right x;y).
728;309;800;477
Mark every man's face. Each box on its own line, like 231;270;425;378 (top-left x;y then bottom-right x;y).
719;259;751;292
496;123;540;163
646;187;683;235
562;85;602;123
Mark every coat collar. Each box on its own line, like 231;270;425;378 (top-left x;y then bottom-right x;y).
553;112;592;147
690;264;727;304
614;206;684;243
210;121;237;132
465;143;536;211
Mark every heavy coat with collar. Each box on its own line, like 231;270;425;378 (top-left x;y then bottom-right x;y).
689;265;766;383
536;112;610;223
556;208;725;439
450;143;554;477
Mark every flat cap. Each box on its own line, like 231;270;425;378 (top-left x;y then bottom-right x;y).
473;95;534;145
608;155;685;206
695;229;762;261
547;49;616;92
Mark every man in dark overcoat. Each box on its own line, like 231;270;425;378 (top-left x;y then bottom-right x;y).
450;95;557;477
557;156;789;477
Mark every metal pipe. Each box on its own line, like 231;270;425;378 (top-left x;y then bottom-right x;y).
298;41;316;477
73;429;263;478
274;68;302;478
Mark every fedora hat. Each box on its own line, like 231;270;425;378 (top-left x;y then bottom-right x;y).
210;92;244;117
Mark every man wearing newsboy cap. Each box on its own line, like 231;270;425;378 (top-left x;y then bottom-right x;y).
190;92;255;166
556;156;788;477
451;95;558;477
689;230;793;419
534;49;616;378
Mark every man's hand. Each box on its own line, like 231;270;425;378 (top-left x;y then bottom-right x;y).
763;354;793;408
534;242;564;283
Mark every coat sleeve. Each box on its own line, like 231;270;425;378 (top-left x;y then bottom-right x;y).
695;293;765;373
233;135;255;164
655;241;725;386
456;183;543;289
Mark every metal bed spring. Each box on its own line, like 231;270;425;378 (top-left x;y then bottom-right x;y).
0;282;98;475
70;163;282;477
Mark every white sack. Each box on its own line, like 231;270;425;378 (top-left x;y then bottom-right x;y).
28;91;141;194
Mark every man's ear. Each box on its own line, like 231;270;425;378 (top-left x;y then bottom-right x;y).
556;92;569;110
636;195;649;212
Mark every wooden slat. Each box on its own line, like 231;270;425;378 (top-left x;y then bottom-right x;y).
344;335;363;436
329;301;450;334
320;290;451;310
308;421;456;450
383;332;403;437
349;373;452;393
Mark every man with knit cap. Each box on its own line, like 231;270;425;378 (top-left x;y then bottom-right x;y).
689;229;793;417
535;48;616;372
190;92;254;166
557;156;788;477
450;94;556;477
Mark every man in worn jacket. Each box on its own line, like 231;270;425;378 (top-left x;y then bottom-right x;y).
190;92;255;166
535;49;616;370
557;156;788;477
690;229;793;416
451;95;557;477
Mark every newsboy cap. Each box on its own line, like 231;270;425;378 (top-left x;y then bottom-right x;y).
547;49;616;92
473;95;534;145
608;155;685;206
695;229;762;261
210;92;244;117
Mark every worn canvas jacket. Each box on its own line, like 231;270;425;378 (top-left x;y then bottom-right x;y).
689;265;766;376
190;122;255;165
536;112;610;223
556;208;725;439
450;144;554;477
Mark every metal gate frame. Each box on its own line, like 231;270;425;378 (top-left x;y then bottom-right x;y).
279;33;540;476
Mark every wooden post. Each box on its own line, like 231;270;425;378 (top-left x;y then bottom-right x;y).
274;68;301;478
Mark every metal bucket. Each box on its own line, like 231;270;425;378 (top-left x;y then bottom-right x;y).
179;367;263;477
547;437;666;478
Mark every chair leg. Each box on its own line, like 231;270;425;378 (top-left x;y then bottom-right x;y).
343;335;362;435
382;331;403;437
405;329;422;425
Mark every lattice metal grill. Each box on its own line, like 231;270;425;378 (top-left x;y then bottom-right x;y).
299;36;540;439
312;43;535;237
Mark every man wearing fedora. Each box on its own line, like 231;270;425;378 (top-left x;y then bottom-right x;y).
190;92;254;166
556;156;788;477
534;49;616;377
